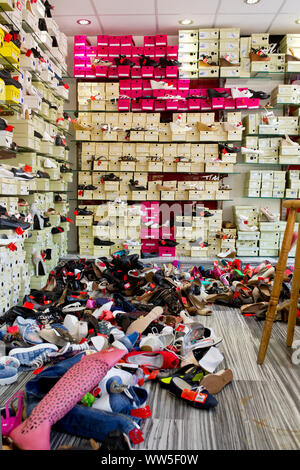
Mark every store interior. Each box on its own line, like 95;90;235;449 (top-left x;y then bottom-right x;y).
0;0;299;452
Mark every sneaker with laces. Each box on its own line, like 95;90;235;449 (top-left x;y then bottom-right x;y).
8;343;58;367
13;316;44;345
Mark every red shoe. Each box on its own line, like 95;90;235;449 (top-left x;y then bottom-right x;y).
123;350;179;370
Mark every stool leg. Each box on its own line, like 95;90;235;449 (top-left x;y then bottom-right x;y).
257;209;296;364
287;222;300;347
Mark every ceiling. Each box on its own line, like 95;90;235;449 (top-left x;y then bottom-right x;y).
51;0;300;37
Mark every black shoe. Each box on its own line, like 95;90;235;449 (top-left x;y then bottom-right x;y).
94;238;115;246
159;57;181;67
51;227;64;234
60;165;72;173
159;239;178;247
74;207;93;216
168;376;218;409
141;252;158;258
44;0;53;18
44;248;52;260
138;55;159;67
0;69;22;89
248;89;270;100
207;89;230;99
129;179;147;191
0;306;39;326
11;168;35;180
0;204;7;215
37;170;50;179
102;173;122;182
52;36;59;48
114;55;135;67
0;215;31;231
55;195;63;202
219;143;240;154
84;185;97;190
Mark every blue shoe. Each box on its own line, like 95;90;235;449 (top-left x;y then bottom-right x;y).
0;363;18;385
112;332;139;353
14;316;44;345
8;343;58;367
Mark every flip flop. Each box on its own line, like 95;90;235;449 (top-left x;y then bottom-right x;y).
126;306;164;335
199;369;233;394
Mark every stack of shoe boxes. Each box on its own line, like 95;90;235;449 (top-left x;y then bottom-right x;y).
141;202;160;257
245;171;286;198
219;28;241;78
279;34;300;72
286;170;300;198
234;206;260;257
198;28;219;78
250;33;285;74
178;29;199;79
0;0;71;300
271;84;300;106
242;136;280;164
243;114;299;136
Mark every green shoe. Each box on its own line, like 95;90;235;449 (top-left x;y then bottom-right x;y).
159;365;206;389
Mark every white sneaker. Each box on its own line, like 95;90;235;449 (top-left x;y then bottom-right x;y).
42;131;54;143
217;248;237;259
230;88;253;99
150;80;176;90
0;166;14;178
125;239;141;246
241;147;262;155
44;158;57;169
139;333;174;352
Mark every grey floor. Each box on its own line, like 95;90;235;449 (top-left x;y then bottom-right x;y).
1;304;300;451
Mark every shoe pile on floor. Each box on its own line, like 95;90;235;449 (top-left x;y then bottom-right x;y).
0;253;296;450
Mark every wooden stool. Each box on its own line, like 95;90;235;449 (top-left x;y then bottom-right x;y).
257;200;300;364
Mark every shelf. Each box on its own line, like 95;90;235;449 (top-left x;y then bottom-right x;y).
243;196;295;199
73;140;242;144
73;198;233;202
75;169;240;175
238;162;300;166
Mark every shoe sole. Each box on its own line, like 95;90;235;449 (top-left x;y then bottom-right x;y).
199;369;233;394
8;343;58;358
0;374;18;386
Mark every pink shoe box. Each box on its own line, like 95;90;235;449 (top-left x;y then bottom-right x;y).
154;100;166;111
95;65;108;77
97;35;109;46
141;201;160;211
152;89;166;98
142;89;153;97
158;247;176;258
85;68;96;78
107;66;119;79
132;46;144;57
141;99;154;110
118;66;131;78
215;87;230;94
131;100;142;112
131;68;142;78
178;100;189;111
132;79;143;91
130;90;143;99
154;67;165;79
236;97;249;109
130;57;140;67
141;240;159;253
178;79;190;90
74;45;86;57
97;46;109;59
166;100;179;110
247;98;260;109
144;36;155;47
166;79;177;89
155;34;168;46
188;99;201;110
141;66;154;78
74;57;86;67
211;97;225;109
166;46;178;58
143;47;155;58
141;228;159;239
120;46;132;57
118;99;131;111
74;35;89;46
74;67;85;77
155;47;166;58
165;66;178;78
224;98;236;109
190;88;206;97
142;79;152;91
200;99;212;110
108;46;121;58
178;90;189;98
120;35;133;46
109;36;121;46
119;79;132;92
86;46;97;58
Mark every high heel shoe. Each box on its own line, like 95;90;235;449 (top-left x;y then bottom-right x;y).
32;250;46;276
30;203;44;230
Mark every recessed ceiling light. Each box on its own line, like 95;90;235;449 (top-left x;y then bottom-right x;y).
244;0;261;4
179;19;193;25
295;19;300;24
77;19;91;25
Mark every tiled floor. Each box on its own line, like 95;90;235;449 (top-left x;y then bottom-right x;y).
1;304;299;450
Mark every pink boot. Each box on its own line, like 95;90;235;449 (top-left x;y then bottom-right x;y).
9;348;125;450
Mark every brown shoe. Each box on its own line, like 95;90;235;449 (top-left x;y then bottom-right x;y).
200;369;233;394
250;49;270;62
220;58;240;67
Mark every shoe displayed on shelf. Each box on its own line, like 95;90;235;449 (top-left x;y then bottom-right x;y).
94;238;115;246
207;89;230;99
219;56;240;67
286;48;300;62
282;135;299;147
217;248;237;259
159;57;181;67
241;147;262;155
230;88;253;99
237;216;258;232
248;89;270;100
260;207;279;222
150;80;176;90
249;48;270;61
11;167;35;181
115;55;135;67
138;55;159;67
198;55;218;66
219;143;240;154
